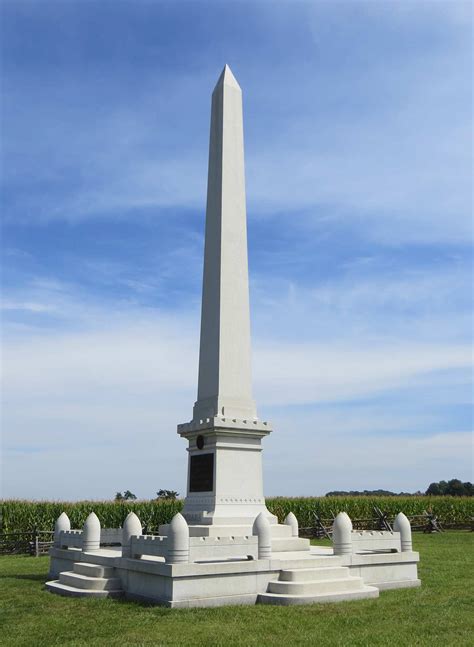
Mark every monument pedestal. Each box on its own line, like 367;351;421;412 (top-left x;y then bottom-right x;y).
158;417;309;550
159;417;278;536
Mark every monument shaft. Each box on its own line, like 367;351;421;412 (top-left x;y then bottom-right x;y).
194;65;256;423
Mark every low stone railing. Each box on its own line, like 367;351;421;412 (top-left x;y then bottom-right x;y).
332;511;413;555
126;511;273;563
55;513;124;550
130;534;259;562
189;535;258;561
351;531;401;553
130;535;168;559
53;508;285;564
58;529;83;549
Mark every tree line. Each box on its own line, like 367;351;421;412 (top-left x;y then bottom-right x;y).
326;479;473;497
115;479;473;501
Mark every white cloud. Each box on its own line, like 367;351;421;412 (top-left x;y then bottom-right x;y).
251;260;472;350
265;426;473;496
255;342;471;407
2;271;472;499
245;61;471;244
1;301;56;313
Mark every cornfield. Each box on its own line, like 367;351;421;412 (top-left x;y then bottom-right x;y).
266;496;474;527
1;496;472;534
0;500;182;534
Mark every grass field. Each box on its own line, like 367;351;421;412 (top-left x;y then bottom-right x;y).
0;532;473;646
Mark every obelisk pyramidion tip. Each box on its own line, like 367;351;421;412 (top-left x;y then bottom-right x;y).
213;64;241;92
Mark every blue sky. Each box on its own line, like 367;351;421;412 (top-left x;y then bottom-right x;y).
1;1;472;500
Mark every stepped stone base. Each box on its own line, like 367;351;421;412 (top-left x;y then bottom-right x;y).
258;587;379;605
47;545;420;608
258;563;379;606
46;561;123;599
45;581;124;599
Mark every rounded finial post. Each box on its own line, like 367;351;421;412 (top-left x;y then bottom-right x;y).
333;512;353;555
253;512;272;559
122;511;142;558
54;512;71;547
394;512;412;552
167;513;189;563
82;512;101;551
284;512;299;537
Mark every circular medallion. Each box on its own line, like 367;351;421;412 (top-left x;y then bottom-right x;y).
196;435;205;450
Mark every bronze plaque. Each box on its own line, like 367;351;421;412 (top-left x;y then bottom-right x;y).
189;453;214;492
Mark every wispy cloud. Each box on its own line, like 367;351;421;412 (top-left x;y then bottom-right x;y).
2;267;472;498
3;313;471;498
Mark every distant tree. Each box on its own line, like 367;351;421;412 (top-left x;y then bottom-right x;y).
465;482;474;496
446;479;472;496
115;490;137;501
438;480;448;494
425;479;473;496
156;489;179;500
426;482;442;496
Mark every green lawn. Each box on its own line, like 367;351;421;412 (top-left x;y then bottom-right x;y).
0;532;473;646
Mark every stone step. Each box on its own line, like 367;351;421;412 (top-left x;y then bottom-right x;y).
79;551;118;566
73;562;115;578
45;580;123;599
280;566;350;582
271;537;311;552
274;555;342;570
268;576;364;595
59;571;122;591
258;586;379;606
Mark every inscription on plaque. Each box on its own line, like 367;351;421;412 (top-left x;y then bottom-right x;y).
189;453;214;492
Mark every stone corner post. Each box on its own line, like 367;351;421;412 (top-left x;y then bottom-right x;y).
82;512;101;551
167;513;190;564
253;512;271;559
122;511;142;558
54;512;71;548
284;511;299;537
333;511;353;556
393;512;412;552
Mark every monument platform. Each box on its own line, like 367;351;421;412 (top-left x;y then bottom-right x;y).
47;518;419;608
47;509;420;608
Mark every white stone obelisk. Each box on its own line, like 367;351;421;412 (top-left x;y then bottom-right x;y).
175;65;276;534
193;64;256;423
